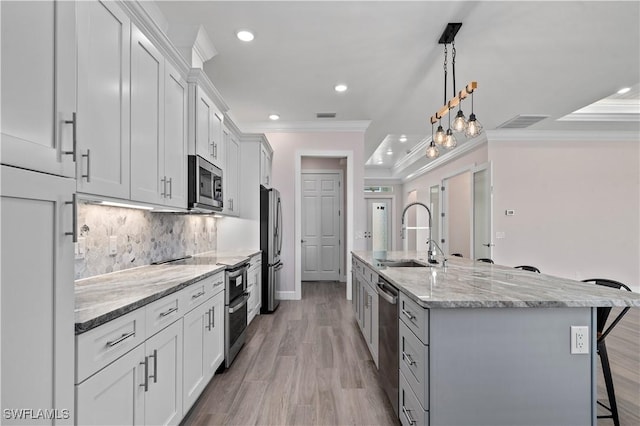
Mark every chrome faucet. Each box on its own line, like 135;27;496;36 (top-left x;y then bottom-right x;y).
401;202;437;264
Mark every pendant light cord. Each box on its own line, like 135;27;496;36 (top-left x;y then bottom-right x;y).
443;44;448;106
452;42;458;108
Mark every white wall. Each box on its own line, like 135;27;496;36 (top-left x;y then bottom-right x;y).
489;136;640;291
266;132;366;299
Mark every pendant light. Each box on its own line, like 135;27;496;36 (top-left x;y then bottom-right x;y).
426;123;439;159
465;90;483;137
434;121;446;145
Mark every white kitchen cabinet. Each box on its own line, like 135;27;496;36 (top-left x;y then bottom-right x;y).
1;0;76;178
247;255;262;324
191;84;225;169
130;24;165;205
1;166;75;425
222;127;240;216
76;316;183;426
143;320;183;426
76;0;131;198
354;258;379;367
76;345;145;426
163;62;189;209
182;289;224;414
260;144;273;188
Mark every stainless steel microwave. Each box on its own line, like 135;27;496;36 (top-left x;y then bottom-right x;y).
188;155;223;212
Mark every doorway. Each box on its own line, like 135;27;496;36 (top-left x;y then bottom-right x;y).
301;171;343;281
365;197;394;252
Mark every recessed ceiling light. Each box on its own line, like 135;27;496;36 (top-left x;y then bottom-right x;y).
376;160;384;164
399;135;408;143
268;114;280;121
236;30;255;42
334;84;348;93
386;150;393;155
617;87;631;94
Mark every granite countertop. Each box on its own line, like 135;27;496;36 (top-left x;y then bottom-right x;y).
352;251;640;309
75;250;261;334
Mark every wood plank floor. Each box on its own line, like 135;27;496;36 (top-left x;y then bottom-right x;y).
182;283;640;426
182;281;398;425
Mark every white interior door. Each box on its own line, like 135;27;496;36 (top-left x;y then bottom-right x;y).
442;171;472;257
366;198;392;252
301;172;341;281
473;164;493;259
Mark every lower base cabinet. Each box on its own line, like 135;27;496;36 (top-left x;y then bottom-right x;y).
76;319;183;426
183;290;224;413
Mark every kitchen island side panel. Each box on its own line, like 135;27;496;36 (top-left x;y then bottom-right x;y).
429;307;594;426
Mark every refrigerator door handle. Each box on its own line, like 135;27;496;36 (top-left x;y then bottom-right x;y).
274;263;284;271
276;197;283;255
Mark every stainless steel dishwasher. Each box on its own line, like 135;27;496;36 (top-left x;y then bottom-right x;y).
377;277;399;417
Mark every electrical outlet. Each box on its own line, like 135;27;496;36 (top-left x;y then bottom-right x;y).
570;326;589;354
109;236;117;256
75;237;86;260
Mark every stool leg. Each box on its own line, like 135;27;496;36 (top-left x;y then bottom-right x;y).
599;340;620;426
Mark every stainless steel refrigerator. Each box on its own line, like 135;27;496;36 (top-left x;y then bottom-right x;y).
260;186;282;313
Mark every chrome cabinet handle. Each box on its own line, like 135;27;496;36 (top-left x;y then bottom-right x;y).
402;309;415;321
402;406;416;425
63;112;77;161
140;356;149;392
148;349;157;383
106;331;135;347
402;351;416;366
206;309;212;331
65;194;77;242
213;280;224;288
82;149;91;182
167;177;172;199
214;142;218;159
228;199;233;211
192;291;205;300
211;306;215;329
159;306;178;317
161;176;166;197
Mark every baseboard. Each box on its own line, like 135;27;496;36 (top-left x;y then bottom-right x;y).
276;290;298;300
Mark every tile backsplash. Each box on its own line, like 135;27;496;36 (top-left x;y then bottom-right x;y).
75;203;217;279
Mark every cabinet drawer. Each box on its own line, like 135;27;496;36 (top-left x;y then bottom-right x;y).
145;291;181;338
364;265;378;287
181;279;210;313
400;320;429;409
399;292;429;344
76;308;146;383
400;371;429;426
207;271;225;297
354;258;364;275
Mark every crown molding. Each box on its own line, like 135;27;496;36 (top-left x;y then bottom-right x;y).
186;69;230;113
240;120;371;134
486;129;640;142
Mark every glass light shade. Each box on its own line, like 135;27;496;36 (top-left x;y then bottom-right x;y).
426;143;439;159
465;113;483;137
443;129;457;148
452;110;467;133
433;125;446;145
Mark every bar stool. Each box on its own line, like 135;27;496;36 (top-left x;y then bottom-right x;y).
514;265;540;273
476;258;494;264
581;278;632;426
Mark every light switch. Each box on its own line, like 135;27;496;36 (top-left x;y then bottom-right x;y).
496;232;506;239
75;237;86;260
109;236;117;255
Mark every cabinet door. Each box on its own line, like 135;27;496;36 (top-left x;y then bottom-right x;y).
76;345;145;426
260;145;272;187
182;301;208;413
203;291;225;382
164;62;188;209
223;129;239;216
1;0;76;177
1;166;75;425
144;320;183;426
76;0;131;198
130;24;164;205
195;88;214;162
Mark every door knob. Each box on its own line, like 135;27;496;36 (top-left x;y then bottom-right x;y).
301;239;307;243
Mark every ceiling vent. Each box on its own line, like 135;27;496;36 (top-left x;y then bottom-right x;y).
497;115;549;129
316;112;336;119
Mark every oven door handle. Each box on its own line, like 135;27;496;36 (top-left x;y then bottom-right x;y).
228;294;250;314
227;264;249;279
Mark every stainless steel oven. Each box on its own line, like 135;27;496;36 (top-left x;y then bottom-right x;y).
224;261;249;368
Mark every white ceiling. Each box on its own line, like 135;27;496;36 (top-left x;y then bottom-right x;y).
155;1;640;176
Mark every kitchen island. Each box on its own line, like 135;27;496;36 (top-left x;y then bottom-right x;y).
352;251;640;426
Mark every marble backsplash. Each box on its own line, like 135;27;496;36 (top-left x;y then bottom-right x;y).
75;203;217;279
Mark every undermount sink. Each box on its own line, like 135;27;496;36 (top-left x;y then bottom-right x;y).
376;259;429;268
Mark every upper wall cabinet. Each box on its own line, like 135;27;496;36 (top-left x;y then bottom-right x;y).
130;24;165;205
187;70;227;171
222;127;240;216
76;0;131;199
1;0;76;178
260;144;273;188
163;63;189;209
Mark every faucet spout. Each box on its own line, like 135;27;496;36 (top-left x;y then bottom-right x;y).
401;202;437;264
